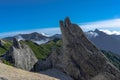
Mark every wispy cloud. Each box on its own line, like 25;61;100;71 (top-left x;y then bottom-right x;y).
80;18;120;31
100;29;120;35
0;28;60;38
1;18;120;38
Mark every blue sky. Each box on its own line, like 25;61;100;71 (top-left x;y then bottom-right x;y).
0;0;120;37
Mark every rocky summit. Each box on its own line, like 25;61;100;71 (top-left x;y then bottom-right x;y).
3;38;38;71
49;17;120;80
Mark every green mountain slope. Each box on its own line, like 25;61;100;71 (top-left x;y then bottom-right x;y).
0;40;12;56
102;50;120;70
22;39;61;60
1;39;120;70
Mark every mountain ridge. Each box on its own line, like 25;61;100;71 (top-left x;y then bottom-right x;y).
3;32;61;45
3;28;120;55
85;29;120;55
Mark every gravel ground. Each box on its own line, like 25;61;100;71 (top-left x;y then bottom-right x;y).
0;63;58;80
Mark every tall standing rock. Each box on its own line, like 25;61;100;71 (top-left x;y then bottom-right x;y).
54;17;120;80
4;38;38;71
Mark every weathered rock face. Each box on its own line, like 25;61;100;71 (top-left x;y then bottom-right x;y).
4;38;38;71
0;77;8;80
12;38;21;48
33;60;52;72
0;40;4;47
53;17;120;80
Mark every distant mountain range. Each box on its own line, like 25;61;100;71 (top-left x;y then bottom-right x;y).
85;29;120;55
3;32;61;45
3;29;120;55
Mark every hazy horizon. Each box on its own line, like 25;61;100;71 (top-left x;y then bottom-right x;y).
0;0;120;37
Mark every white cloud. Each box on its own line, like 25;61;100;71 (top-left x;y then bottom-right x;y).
100;29;120;35
1;18;120;38
0;28;60;38
80;18;120;31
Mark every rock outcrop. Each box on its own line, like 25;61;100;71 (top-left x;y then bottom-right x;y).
33;60;52;72
4;38;38;71
51;17;120;80
0;77;8;80
0;40;4;47
41;68;73;80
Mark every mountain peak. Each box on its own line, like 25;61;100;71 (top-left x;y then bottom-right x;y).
30;32;41;35
64;17;71;27
94;29;100;32
94;29;108;36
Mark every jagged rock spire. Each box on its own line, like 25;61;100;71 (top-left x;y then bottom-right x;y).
64;17;71;27
13;38;21;48
54;17;120;80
